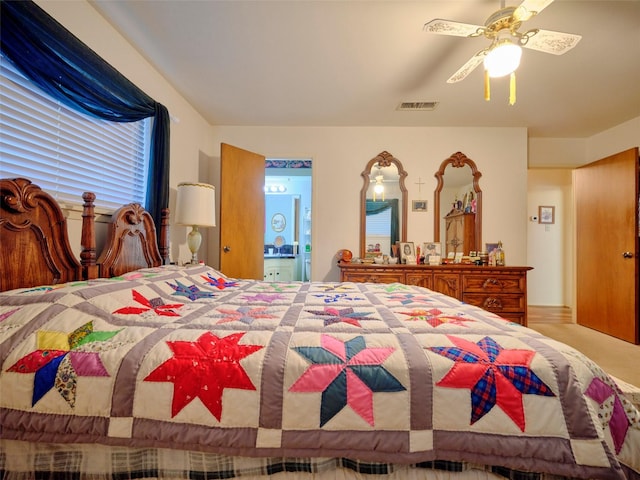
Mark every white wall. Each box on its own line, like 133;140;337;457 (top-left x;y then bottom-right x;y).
529;116;640;169
210;126;528;281
526;115;639;307
528;138;587;168
586;117;640;163
35;1;636;293
36;0;530;280
36;0;215;263
527;169;573;306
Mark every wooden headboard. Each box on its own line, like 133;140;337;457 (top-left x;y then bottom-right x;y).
0;178;82;291
1;177;170;292
92;202;170;278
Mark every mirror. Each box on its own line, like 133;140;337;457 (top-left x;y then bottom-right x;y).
360;151;408;258
433;151;482;252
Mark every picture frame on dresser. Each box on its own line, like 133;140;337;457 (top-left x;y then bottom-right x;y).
399;242;415;264
486;243;498;266
423;242;441;264
422;242;442;263
485;243;498;253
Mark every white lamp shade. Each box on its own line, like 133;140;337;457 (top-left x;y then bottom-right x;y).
484;40;522;78
175;182;216;227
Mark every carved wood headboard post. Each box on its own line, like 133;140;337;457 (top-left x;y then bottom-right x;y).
0;178;82;291
81;191;98;280
159;207;170;265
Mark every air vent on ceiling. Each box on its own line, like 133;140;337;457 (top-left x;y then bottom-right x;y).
397;101;439;111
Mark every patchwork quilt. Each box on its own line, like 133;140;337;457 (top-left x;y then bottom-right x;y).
0;265;638;480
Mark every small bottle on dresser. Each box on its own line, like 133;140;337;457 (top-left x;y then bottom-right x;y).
495;241;505;266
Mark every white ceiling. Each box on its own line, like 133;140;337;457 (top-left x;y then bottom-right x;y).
89;0;640;138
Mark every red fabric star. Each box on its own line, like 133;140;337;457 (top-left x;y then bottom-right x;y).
429;335;554;431
145;332;263;419
113;289;183;316
400;308;473;327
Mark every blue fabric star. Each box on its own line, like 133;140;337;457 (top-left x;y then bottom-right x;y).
167;280;216;301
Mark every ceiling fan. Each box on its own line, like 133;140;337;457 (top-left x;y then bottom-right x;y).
423;0;581;103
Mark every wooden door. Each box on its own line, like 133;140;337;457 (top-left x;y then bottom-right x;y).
575;148;639;343
219;143;265;280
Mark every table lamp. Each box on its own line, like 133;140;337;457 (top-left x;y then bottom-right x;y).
175;182;216;264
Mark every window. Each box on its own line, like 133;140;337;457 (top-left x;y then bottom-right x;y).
0;55;150;211
366;208;391;236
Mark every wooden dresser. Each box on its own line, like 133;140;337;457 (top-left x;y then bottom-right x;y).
339;262;532;326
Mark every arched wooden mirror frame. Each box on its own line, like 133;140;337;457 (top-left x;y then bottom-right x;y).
360;151;408;259
433;151;482;249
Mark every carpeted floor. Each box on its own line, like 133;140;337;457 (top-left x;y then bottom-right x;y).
527;322;640;387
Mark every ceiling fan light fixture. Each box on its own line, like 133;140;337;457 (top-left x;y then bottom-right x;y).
373;174;385;201
484;39;522;78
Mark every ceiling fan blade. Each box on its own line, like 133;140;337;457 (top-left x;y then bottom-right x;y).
522;29;582;55
424;19;484;38
513;0;555;22
447;50;486;83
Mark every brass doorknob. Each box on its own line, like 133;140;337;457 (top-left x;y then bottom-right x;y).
622;252;634;258
223;246;231;253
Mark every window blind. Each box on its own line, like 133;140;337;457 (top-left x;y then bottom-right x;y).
367;207;391;235
0;55;150;210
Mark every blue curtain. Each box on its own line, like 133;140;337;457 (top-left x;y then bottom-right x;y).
0;0;170;228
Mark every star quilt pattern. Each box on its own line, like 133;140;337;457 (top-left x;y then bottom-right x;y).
1;265;639;480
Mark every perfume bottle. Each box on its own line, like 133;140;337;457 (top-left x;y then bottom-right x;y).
495;241;505;266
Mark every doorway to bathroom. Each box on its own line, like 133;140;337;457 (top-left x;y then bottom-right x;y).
265;159;312;282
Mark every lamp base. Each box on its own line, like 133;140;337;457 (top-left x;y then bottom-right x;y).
187;225;202;264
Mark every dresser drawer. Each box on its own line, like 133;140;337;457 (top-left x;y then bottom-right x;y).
406;273;432;289
342;269;404;284
463;293;525;313
463;275;525;294
338;264;532;327
433;273;461;299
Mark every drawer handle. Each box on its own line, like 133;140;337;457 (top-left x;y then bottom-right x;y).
483;297;503;310
482;278;505;289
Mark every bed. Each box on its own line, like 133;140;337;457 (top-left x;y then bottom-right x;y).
1;177;639;480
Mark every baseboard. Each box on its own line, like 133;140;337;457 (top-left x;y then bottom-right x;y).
528;305;570;308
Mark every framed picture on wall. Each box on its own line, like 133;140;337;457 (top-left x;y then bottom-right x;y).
538;205;555;224
412;200;428;212
271;213;286;232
